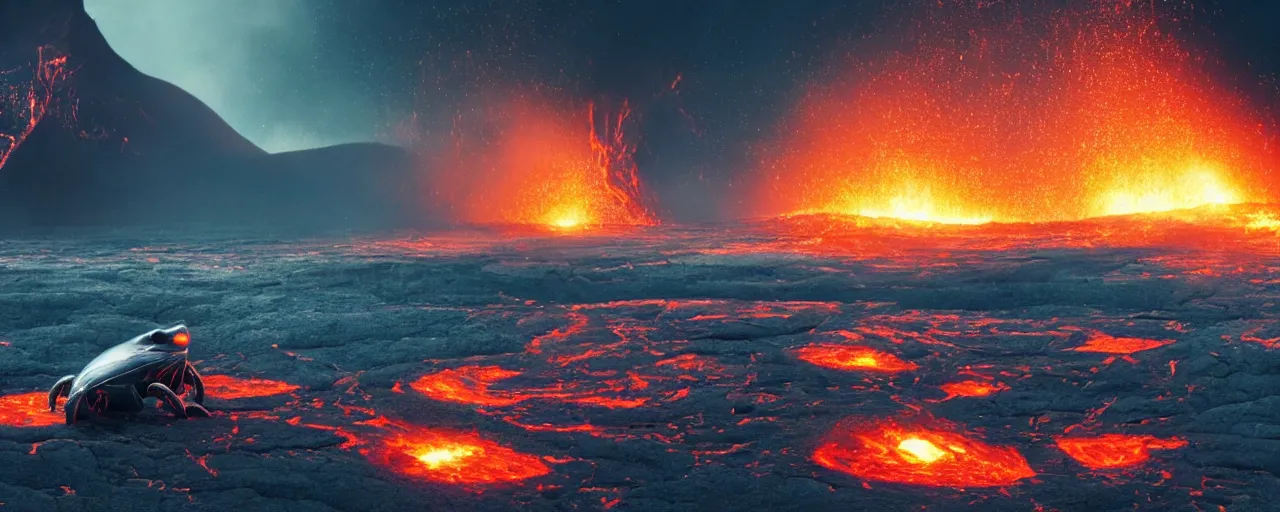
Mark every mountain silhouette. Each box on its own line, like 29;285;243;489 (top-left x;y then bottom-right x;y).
0;0;418;229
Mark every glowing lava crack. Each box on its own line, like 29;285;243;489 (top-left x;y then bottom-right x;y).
1070;332;1174;355
1055;434;1189;470
813;418;1036;488
202;375;301;400
369;420;551;485
939;380;1009;399
408;364;653;409
793;344;918;373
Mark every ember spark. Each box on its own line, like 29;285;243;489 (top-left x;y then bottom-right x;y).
1056;434;1189;470
813;417;1035;487
793;344;918;373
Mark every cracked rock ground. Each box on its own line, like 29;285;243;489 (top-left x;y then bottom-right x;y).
1;217;1278;511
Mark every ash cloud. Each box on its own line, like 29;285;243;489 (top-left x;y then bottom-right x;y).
83;0;377;153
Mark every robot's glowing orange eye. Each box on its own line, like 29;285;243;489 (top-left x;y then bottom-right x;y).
173;332;190;347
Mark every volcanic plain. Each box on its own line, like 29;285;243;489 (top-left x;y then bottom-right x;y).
1;208;1279;511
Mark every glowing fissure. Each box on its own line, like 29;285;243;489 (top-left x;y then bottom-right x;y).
202;374;301;400
1071;332;1174;355
1056;434;1188;469
792;344;918;373
409;364;653;410
939;380;1009;399
369;419;550;485
813;417;1036;487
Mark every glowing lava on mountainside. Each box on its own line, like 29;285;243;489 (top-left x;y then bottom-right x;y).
426;93;657;232
751;0;1275;225
812;416;1036;488
0;46;68;172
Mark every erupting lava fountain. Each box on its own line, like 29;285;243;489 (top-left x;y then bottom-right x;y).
750;0;1276;225
426;93;658;232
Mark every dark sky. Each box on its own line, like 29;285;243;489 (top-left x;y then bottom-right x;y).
87;0;1280;221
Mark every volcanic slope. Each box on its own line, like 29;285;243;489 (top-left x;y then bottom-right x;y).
1;210;1279;511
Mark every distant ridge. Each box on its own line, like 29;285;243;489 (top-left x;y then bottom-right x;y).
0;0;417;229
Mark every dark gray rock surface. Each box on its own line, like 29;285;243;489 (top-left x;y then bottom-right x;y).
0;223;1277;511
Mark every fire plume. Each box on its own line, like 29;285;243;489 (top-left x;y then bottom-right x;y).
430;94;657;231
1055;434;1188;470
793;344;918;373
202;375;301;400
813;417;1036;487
752;1;1273;223
0;391;62;428
370;421;550;485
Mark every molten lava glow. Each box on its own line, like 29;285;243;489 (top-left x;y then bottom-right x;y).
371;422;549;485
1056;434;1189;470
429;94;657;230
940;380;1009;399
409;366;526;407
752;1;1274;222
813;418;1036;487
1091;165;1241;217
410;365;651;410
202;375;300;400
793;344;918;373
1245;212;1280;234
896;438;948;464
788;177;995;225
1;46;68;171
0;392;62;428
1071;333;1174;355
417;445;477;469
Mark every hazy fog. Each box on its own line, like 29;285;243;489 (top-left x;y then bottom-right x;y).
84;0;376;153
